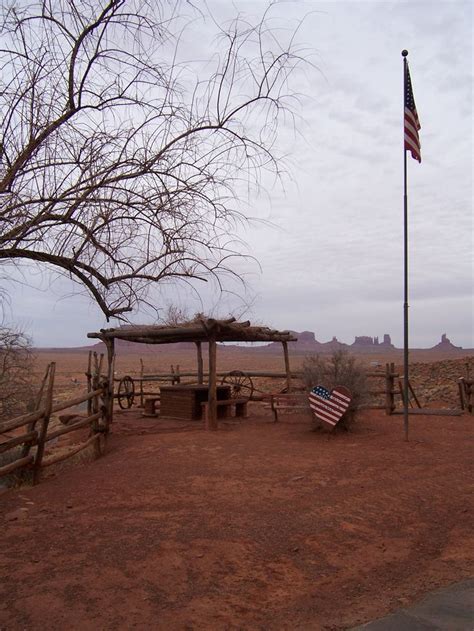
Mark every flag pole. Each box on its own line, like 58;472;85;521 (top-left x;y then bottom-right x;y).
402;49;409;441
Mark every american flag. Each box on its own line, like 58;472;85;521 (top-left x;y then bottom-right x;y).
308;385;352;429
405;63;421;162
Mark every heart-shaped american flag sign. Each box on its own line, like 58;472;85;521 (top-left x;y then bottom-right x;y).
309;385;352;429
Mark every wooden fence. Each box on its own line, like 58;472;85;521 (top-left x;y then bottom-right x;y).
0;352;109;485
135;360;403;414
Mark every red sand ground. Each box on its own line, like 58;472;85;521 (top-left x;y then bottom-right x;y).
1;404;472;630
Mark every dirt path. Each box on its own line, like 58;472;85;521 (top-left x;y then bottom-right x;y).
1;408;472;630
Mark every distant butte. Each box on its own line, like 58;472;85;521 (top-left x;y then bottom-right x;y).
429;333;462;351
259;332;465;354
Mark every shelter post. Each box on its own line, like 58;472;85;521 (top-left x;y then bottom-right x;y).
140;358;145;407
195;342;204;384
207;337;218;430
104;337;115;430
282;342;291;392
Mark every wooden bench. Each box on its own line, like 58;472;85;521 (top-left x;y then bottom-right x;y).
142;396;161;417
201;398;248;423
263;393;309;422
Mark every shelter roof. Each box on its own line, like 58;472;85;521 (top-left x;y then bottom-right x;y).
87;317;297;345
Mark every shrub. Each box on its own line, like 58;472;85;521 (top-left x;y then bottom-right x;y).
302;350;368;430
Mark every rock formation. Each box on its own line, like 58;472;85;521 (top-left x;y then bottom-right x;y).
430;334;462;351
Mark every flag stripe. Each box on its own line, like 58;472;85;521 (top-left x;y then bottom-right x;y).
309;400;340;422
404;63;421;162
309;396;347;415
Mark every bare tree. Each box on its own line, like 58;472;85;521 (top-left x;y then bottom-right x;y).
0;325;35;420
0;0;308;320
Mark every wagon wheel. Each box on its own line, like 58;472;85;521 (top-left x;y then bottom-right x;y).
221;370;254;400
118;376;135;409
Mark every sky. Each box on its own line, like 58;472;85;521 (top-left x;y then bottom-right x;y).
2;0;473;349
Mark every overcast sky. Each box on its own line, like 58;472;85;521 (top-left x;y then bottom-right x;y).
2;0;473;349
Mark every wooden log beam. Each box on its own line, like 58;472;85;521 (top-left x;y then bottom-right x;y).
138;370;305;380
140;358;145;408
33;363;56;484
0;409;45;434
196;342;204;384
45;412;101;442
104;337;115;429
392;408;462;416
0;431;37;455
207;337;218;430
0;455;34;478
51;388;103;414
385;363;394;416
282;341;291;393
356;404;387;410
86;351;93;416
41;434;101;468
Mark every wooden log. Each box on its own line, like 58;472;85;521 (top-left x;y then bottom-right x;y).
51;388;104;414
392;408;462;416
138;370;305;380
105;338;115;428
282;341;292;393
367;371;388;378
143;397;160;417
140;358;145;408
87;351;93;416
33;363;56;484
207;338;217;430
0;455;34;478
0;408;45;434
97;353;104;377
196;342;204;384
45;412;101;441
0;431;37;455
91;325;208;339
21;364;52;461
408;380;422;408
357;404;387;410
41;434;101;468
398;378;408;407
458;379;465;410
385;363;394;416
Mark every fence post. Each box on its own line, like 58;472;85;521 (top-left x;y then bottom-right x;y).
86;351;93;416
91;357;100;431
21;363;50;461
32;362;56;484
385;363;394;415
140;358;145;407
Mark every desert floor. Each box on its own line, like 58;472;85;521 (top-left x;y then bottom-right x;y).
1;349;473;630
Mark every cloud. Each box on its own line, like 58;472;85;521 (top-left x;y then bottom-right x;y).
3;0;472;350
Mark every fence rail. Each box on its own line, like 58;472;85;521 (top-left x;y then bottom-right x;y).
134;361;393;410
0;352;109;485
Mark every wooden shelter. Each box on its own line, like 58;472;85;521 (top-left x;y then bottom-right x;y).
87;317;297;429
